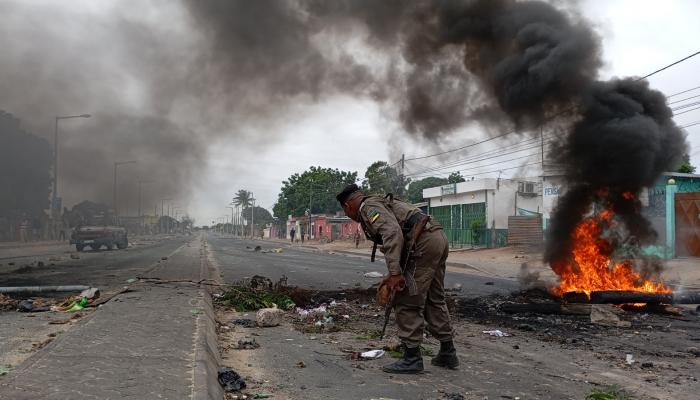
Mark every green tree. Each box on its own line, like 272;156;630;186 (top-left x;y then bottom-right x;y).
362;161;408;196
406;176;447;203
677;154;697;174
447;171;466;184
273;166;358;219
242;206;273;226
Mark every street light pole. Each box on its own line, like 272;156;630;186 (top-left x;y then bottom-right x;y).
226;206;234;235
138;180;154;234
250;192;255;239
52;113;90;239
161;198;171;234
113;160;137;225
309;180;313;241
235;205;240;236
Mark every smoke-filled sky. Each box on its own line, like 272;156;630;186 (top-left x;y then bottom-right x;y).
1;0;698;225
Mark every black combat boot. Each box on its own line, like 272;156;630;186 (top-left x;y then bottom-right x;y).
431;340;459;369
382;345;423;374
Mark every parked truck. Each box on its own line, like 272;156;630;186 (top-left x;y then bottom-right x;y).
70;225;128;251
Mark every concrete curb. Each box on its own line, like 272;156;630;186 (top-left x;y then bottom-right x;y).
192;239;224;400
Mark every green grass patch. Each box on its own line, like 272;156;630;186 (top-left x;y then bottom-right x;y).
586;387;632;400
219;284;295;311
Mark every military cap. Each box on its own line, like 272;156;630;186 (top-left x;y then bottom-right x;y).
336;183;360;203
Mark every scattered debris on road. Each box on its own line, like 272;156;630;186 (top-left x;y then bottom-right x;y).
236;338;260;350
483;329;511;337
231;318;256;328
363;271;383;278
18;299;50;312
255;307;283;327
218;367;247;392
360;349;385;359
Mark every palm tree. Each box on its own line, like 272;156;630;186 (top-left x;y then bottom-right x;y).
232;190;253;237
233;189;253;208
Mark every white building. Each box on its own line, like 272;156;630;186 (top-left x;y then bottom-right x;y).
422;178;542;247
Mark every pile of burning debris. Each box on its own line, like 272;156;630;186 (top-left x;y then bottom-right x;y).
468;195;698;338
457;284;700;346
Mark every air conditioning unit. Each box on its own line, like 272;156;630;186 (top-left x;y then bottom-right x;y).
518;181;536;195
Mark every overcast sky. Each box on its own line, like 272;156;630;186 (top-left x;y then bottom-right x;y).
2;1;698;225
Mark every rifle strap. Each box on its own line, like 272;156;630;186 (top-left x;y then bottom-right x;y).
371;241;377;262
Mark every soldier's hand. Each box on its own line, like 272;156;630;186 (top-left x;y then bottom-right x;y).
382;274;405;292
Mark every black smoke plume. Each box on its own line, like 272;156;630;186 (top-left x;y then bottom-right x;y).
546;79;687;267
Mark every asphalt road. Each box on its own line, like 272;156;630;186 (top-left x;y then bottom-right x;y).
208;234;518;297
0;235;191;290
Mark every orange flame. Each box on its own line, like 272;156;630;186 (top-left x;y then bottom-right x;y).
552;205;669;296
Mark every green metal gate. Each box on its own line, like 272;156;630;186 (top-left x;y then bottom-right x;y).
429;203;486;248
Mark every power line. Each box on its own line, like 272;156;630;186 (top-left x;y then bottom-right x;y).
405;139;555;177
671;100;700;111
679;120;700;129
667;85;700;98
413;161;545;180
668;93;700;105
404;129;521;161
407;152;543;179
673;105;700;117
637;50;700;80
404;133;556;172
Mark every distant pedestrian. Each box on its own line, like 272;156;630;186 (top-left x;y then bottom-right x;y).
354;228;361;248
290;228;296;243
19;218;30;242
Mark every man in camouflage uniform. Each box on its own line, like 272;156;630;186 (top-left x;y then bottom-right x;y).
336;184;458;374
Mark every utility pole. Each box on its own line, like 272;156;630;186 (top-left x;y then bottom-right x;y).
250;192;255;238
540;126;545;170
138;180;153;234
113;160;136;225
238;205;242;237
160;198;171;234
52;114;90;239
400;153;405;197
309;179;313;240
226;206;234;235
